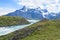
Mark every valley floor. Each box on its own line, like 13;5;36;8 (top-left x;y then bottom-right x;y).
0;20;60;40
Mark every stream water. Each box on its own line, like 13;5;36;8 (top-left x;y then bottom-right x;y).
0;20;39;36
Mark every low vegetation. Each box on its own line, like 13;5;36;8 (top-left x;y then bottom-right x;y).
0;16;29;27
0;19;60;40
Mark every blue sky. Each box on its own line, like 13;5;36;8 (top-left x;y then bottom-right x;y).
0;0;23;16
0;0;22;9
0;0;60;16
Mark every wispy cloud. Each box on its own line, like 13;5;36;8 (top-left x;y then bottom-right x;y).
17;0;60;13
0;7;15;16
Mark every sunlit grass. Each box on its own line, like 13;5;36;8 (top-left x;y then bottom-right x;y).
0;16;29;27
0;19;60;40
22;20;60;40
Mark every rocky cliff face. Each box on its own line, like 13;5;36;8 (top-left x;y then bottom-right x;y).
6;6;60;20
5;6;44;20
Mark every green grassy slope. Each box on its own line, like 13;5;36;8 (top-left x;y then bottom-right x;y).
0;19;60;40
0;16;29;27
21;20;60;40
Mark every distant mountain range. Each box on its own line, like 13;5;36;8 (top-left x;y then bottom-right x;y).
5;6;60;20
45;12;60;19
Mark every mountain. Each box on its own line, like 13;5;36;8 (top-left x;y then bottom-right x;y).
6;6;43;20
44;12;60;19
5;6;60;20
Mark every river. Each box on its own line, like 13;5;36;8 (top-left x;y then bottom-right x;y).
0;20;39;36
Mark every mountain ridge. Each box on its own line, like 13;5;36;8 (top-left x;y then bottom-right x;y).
5;6;60;20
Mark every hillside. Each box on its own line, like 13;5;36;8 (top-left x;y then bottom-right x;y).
0;16;29;27
21;20;60;40
0;19;60;40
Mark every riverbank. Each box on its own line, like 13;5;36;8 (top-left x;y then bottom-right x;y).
0;20;40;40
0;16;29;27
0;20;60;40
0;20;39;36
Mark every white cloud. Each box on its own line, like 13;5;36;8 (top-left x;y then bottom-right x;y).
17;0;60;13
0;7;16;16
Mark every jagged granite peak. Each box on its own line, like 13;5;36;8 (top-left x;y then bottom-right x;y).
5;6;60;20
20;6;28;12
6;6;44;20
20;6;26;10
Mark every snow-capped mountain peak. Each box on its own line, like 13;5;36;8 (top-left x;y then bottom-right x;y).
6;6;60;20
20;6;28;12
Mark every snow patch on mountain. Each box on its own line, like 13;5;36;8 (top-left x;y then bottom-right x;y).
17;0;60;13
